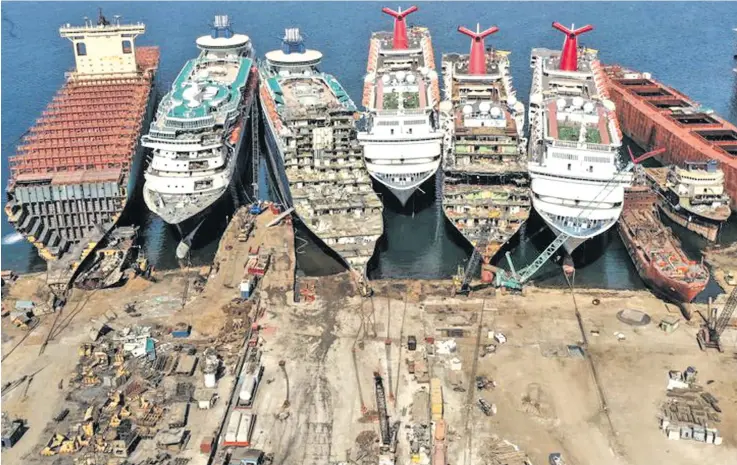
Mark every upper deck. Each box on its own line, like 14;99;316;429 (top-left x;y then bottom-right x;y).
151;55;253;132
531;48;620;150
443;51;519;137
363;27;440;112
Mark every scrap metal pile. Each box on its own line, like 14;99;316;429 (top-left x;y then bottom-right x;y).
36;323;223;464
659;367;723;445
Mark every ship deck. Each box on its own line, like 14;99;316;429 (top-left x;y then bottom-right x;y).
622;190;707;282
9;47;159;179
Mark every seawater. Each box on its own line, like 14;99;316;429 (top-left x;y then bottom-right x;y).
2;2;737;301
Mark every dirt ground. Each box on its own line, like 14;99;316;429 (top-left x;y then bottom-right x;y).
0;207;292;464
240;277;737;465
3;217;737;465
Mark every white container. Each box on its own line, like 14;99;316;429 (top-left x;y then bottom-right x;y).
204;372;217;388
225;411;241;443
236;414;251;443
239;375;256;403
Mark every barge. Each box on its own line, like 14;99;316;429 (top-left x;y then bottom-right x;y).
4;12;159;286
604;66;737;210
641;160;731;242
619;186;708;303
440;25;529;265
259;29;383;273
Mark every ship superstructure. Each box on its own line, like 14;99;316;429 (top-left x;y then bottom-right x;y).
440;25;530;262
358;6;443;206
142;15;257;240
642;161;731;241
259;29;383;270
5;13;159;266
528;23;631;254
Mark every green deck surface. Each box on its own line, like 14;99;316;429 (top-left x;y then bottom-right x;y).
164;57;252;121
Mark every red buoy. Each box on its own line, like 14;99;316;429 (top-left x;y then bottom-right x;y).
458;24;499;75
551;22;593;72
382;5;418;50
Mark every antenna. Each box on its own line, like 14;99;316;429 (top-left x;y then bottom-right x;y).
458;24;499;75
551;22;593;72
97;8;110;26
381;5;418;50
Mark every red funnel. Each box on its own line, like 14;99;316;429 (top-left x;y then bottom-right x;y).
552;22;593;71
382;5;418;49
458;25;499;75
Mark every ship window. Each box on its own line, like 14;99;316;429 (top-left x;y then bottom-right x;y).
567;163;571;171
76;42;87;56
122;40;132;54
390;129;394;135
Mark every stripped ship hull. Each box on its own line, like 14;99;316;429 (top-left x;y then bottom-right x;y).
604;65;737;211
618;187;708;303
440;25;530;267
259;29;383;274
4;14;159;286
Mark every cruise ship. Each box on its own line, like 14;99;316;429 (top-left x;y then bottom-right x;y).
528;23;631;254
142;16;258;243
440;25;530;264
259;29;383;272
358;6;443;206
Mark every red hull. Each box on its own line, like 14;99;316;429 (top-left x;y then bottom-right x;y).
618;221;708;303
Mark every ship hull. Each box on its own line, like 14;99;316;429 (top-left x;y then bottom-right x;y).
657;199;724;242
604;66;737;211
5;75;158;264
617;218;707;303
368;166;438;207
144;96;254;231
442;171;530;263
261;99;380;272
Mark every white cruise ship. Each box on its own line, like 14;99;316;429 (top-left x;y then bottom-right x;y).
142;16;258;243
528;23;632;254
358;6;443;206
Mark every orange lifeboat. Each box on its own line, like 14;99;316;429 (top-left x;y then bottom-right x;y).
229;125;242;145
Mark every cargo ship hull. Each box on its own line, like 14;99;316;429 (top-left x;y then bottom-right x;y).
604;66;737;211
656;200;723;242
5;17;159;274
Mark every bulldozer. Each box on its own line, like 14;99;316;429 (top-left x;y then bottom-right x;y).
40;433;66;456
79;343;94;357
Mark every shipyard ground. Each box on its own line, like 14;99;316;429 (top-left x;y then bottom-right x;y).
3;234;737;465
